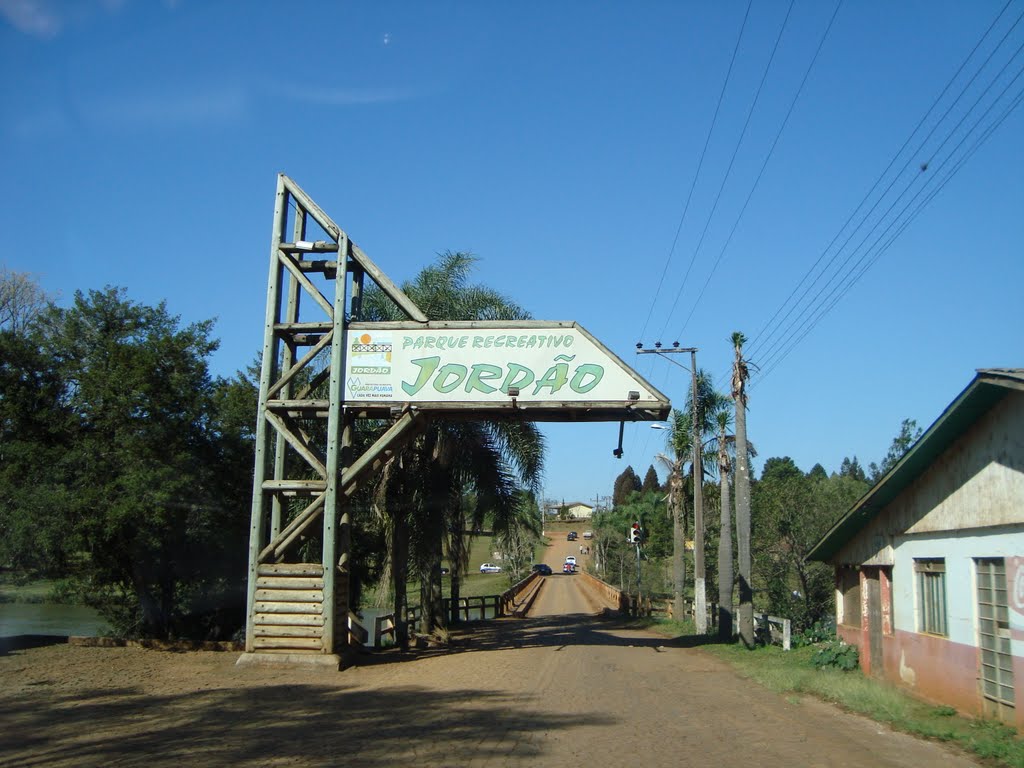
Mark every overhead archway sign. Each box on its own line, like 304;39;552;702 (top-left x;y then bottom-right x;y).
241;174;671;667
345;321;668;421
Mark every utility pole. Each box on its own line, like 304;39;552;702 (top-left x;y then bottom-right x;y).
637;342;706;633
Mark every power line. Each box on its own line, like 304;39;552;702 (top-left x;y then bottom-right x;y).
637;0;754;345
746;0;1020;361
756;56;1024;380
753;35;1024;375
657;0;798;342
675;0;844;342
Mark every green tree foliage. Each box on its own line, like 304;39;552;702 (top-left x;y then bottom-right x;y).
362;252;544;640
806;463;828;481
612;465;641;507
593;489;669;594
839;456;867;482
752;457;869;631
0;265;50;334
640;464;661;495
4;288;255;639
869;418;924;482
0;329;76;574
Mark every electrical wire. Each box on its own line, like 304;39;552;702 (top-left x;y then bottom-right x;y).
637;0;754;346
745;0;1020;361
674;0;844;342
657;0;798;343
755;57;1024;380
752;37;1024;374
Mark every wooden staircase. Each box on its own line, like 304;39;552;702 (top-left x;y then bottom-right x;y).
252;563;327;653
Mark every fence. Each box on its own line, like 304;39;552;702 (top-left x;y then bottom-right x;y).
598;579;792;651
357;571;543;648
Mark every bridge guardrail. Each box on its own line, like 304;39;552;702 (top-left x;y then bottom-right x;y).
581;571;792;651
366;570;543;647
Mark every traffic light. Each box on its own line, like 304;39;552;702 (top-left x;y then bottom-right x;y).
629;522;642;544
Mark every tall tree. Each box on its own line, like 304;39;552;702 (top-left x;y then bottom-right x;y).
640;465;661;495
869;418;923;481
714;407;734;640
686;369;728;634
838;456;866;482
613;465;642;507
731;331;754;647
33;287;251;638
0;329;76;574
0;266;50;335
754;462;868;630
658;408;691;619
363;252;544;643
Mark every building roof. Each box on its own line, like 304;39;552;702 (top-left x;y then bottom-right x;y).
806;369;1024;562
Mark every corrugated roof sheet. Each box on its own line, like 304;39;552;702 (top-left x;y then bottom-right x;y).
805;368;1023;563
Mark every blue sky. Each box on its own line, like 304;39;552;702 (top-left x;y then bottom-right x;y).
2;0;1021;506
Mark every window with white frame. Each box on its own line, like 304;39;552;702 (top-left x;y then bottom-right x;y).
915;558;947;636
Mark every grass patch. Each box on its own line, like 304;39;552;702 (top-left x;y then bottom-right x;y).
0;573;62;604
699;641;1024;767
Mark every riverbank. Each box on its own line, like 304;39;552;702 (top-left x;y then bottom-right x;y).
0;574;109;639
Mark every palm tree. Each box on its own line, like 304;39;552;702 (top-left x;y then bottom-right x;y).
714;407;734;641
731;331;754;647
363;252;545;646
686;369;723;634
657;407;692;620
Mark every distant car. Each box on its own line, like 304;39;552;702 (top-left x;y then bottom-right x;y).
440;567;450;575
563;562;575;574
583;531;593;539
479;562;502;573
564;556;577;566
531;563;552;575
567;532;577;541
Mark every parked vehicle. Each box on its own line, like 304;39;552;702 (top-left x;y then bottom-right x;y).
479;562;502;573
567;531;577;541
531;563;552;575
583;531;593;539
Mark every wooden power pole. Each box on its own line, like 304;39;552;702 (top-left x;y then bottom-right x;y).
637;343;706;633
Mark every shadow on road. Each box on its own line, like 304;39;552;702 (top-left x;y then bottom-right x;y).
2;676;615;767
355;606;723;668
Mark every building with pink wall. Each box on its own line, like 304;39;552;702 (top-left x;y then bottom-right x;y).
808;369;1024;726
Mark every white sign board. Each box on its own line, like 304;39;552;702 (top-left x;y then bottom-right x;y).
343;324;665;412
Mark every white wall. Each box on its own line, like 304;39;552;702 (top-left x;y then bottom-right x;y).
892;527;1024;646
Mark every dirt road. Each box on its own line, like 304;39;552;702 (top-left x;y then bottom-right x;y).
1;539;981;767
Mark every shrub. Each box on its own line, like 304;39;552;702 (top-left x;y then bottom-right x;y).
811;640;859;671
792;619;834;648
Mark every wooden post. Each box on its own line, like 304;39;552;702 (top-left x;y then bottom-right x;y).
321;231;350;656
271;209;306;539
244;175;288;653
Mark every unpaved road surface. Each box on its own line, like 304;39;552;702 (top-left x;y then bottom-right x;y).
1;538;980;767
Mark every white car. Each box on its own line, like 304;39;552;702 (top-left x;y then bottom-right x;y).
564;556;577;566
479;562;502;573
583;531;593;539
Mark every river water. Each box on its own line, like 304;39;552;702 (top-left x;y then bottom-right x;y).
0;603;110;638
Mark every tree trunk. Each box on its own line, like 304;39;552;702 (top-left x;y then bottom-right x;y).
392;512;410;650
734;393;754;647
671;464;687;620
420;521;444;634
449;525;463;626
718;469;734;641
